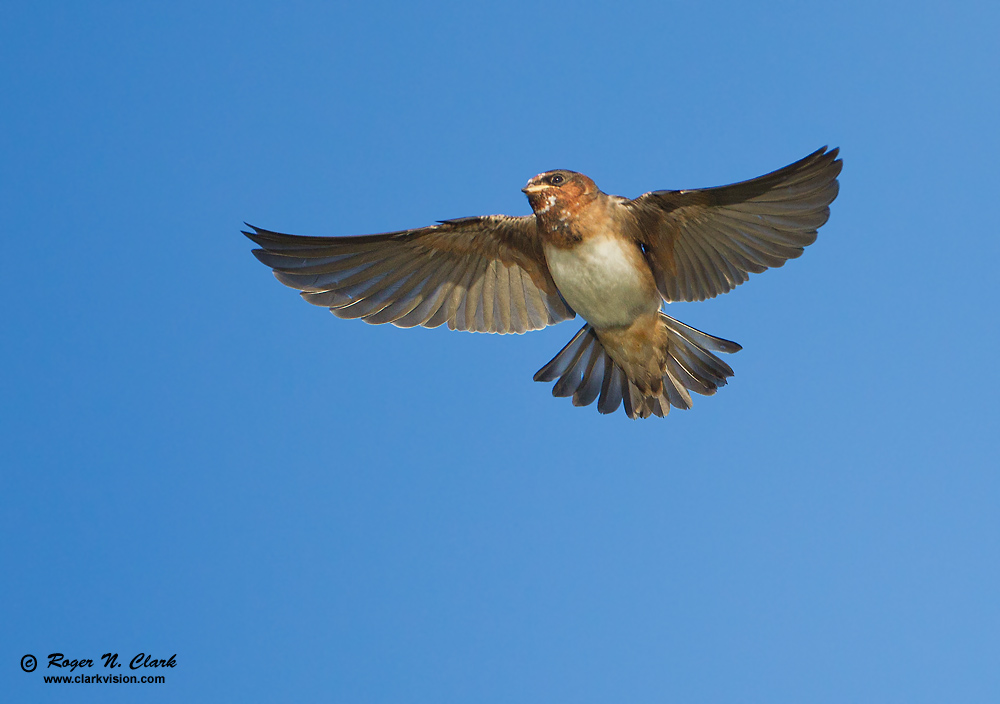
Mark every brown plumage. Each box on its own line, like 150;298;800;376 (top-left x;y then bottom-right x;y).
245;147;842;418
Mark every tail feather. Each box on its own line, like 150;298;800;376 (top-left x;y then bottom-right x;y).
534;326;629;414
551;345;590;397
660;315;742;354
535;313;740;419
662;364;694;410
597;364;626;415
572;348;606;407
666;355;709;397
622;380;639;419
533;326;592;382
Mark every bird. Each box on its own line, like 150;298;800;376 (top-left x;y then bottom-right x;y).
245;147;841;419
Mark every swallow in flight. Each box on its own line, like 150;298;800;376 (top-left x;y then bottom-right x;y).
245;147;841;418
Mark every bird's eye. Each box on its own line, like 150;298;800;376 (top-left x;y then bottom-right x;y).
548;174;565;186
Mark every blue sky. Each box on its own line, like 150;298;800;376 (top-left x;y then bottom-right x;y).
2;1;998;702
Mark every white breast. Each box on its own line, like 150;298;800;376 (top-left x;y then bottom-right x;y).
543;235;660;329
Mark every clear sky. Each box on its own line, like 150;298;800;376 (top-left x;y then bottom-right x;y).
3;1;998;702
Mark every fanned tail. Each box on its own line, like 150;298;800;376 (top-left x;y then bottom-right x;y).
534;314;741;419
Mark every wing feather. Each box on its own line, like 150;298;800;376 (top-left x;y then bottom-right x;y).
245;215;575;334
626;147;842;302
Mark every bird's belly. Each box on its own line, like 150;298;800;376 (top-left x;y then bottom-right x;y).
544;235;660;329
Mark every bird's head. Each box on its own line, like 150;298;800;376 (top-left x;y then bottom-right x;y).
522;170;599;216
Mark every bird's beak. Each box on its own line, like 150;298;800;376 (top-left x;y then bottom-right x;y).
522;182;546;195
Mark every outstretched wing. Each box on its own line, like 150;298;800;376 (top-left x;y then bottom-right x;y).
245;215;574;334
624;147;842;302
